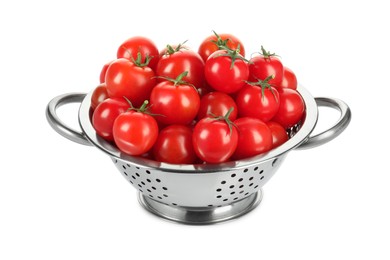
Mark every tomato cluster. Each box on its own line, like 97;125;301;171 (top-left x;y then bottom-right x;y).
90;32;305;164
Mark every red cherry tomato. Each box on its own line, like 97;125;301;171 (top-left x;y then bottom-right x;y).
113;107;159;156
91;83;109;110
232;117;273;160
278;66;298;90
156;46;205;89
235;82;280;122
150;72;200;126
197;92;237;121
273;88;305;128
192;115;238;163
266;121;289;148
153;125;197;164
117;36;159;71
92;98;129;141
198;31;245;62
105;58;156;107
248;46;284;86
99;60;114;83
204;50;249;94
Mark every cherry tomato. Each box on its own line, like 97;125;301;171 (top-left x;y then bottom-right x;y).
204;50;249;94
99;60;114;83
117;36;159;71
197;92;237;121
235;81;280;122
198;31;245;62
192;110;238;163
266;121;289;148
150;72;200;126
273;88;305;128
153;125;197;164
232;117;273;160
91;83;109;110
248;46;284;86
113;105;159;156
278;66;298;90
92;98;129;141
105;58;156;107
156;46;205;89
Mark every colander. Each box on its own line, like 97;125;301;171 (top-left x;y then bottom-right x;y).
46;85;351;224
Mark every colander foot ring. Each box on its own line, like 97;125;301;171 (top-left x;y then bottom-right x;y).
137;190;262;225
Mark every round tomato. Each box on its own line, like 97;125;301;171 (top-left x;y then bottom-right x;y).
192;113;238;163
273;88;305;128
198;31;246;62
156;46;205;89
278;66;298;90
113;107;159;156
105;58;156;107
91;83;109;110
248;46;284;86
150;72;200;125
232;117;273;160
153;125;197;164
99;60;114;83
236;81;280;122
266;121;289;148
197;92;237;121
117;36;159;71
92;98;129;141
204;50;249;94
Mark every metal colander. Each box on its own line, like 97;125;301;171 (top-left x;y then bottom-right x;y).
46;85;351;224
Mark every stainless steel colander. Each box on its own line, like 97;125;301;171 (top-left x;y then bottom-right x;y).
46;85;351;224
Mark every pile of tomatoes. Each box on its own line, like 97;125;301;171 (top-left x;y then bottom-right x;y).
90;32;305;164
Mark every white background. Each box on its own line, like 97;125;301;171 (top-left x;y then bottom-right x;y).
1;0;389;259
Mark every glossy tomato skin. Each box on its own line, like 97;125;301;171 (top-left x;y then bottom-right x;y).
273;88;305;128
232;117;273;160
91;83;109;110
105;58;156;107
192;118;238;163
117;36;159;71
249;55;284;86
197;92;237;121
153;125;197;164
198;33;245;62
235;83;280;122
92;98;129;141
205;50;249;94
113;111;158;156
150;81;200;126
266;121;289;148
156;49;205;89
278;66;298;90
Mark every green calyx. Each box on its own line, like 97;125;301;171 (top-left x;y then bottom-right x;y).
165;40;188;55
123;97;150;113
211;30;230;49
155;71;196;90
215;44;249;69
209;107;237;136
246;75;277;100
131;51;153;67
259;45;279;59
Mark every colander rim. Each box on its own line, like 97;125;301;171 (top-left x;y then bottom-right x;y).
78;85;318;173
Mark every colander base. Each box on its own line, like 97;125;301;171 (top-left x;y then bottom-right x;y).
137;190;262;225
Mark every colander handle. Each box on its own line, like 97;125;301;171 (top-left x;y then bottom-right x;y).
296;97;351;150
46;93;92;146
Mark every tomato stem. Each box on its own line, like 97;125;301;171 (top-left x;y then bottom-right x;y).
214;44;249;69
165;40;188;55
259;45;280;59
131;51;153;67
246;75;277;101
211;107;237;136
